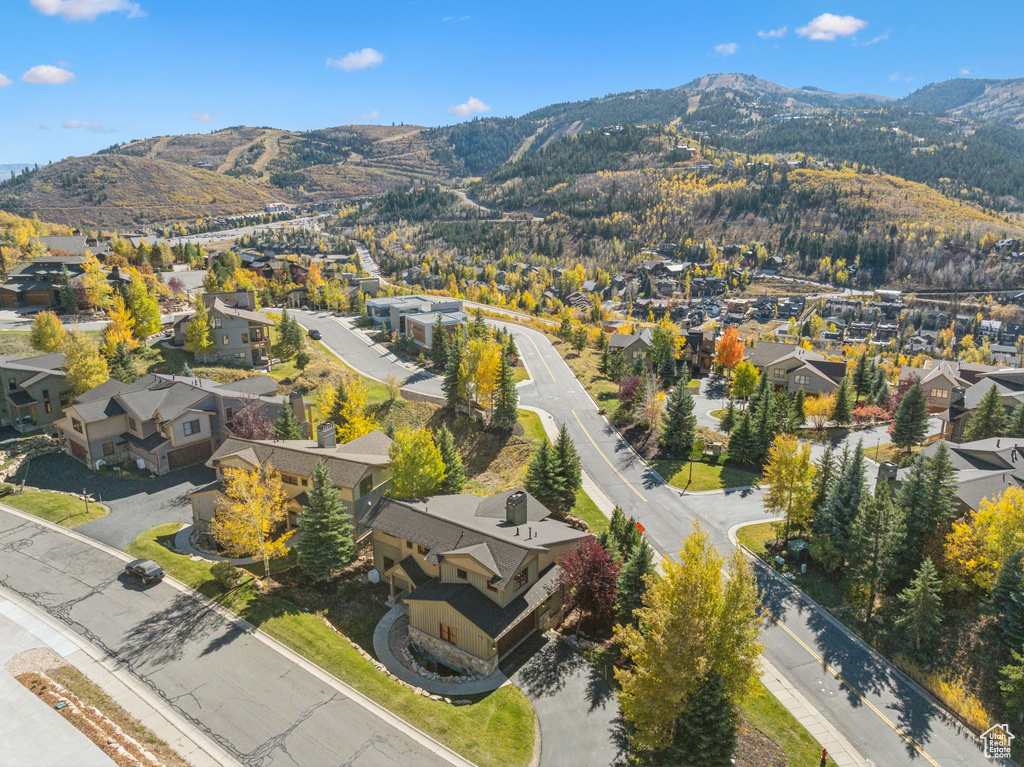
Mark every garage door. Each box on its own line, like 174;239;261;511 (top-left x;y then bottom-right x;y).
68;439;88;463
497;608;537;657
167;439;213;471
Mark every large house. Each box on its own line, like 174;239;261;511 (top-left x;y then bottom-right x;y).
899;361;970;412
0;352;72;433
366;295;463;334
188;423;393;534
56;373;311;475
609;327;653;362
0;256;127;309
940;368;1024;442
745;343;846;395
365;489;588;676
404;310;468;348
172;290;273;369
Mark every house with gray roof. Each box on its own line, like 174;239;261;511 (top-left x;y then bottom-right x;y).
0;352;71;433
746;343;846;395
55;373;311;475
939;368;1024;442
188;423;393;536
365;295;463;333
172;290;273;369
364;489;588;676
899;360;970;411
609;327;653;362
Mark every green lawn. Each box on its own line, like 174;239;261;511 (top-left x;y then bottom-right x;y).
572;488;609;533
686;379;701;389
651;457;758;492
2;490;108;528
735;521;778;562
740;680;839;767
709;408;729;419
127;524;536;767
517;409;547;445
0;329;103;357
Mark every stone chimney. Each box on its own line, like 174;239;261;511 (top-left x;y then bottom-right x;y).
505;490;528;526
288;392;310;438
317;421;336;449
235;289;250;309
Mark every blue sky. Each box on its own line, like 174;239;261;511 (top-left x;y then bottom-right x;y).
2;0;1022;165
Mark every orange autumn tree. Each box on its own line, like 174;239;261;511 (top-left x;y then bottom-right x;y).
715;326;744;376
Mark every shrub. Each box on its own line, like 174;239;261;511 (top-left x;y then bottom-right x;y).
852;404;888;423
0;483;14;497
211;561;245;589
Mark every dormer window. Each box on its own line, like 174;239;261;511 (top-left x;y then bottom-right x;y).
513;569;528;589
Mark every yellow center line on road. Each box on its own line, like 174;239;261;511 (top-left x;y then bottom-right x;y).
763;607;942;767
521;333;555;380
571;409;647;502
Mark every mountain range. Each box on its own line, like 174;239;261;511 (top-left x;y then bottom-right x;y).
2;73;1023;228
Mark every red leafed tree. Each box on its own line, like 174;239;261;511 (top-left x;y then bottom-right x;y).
230;397;273;440
557;536;621;635
618;375;641;406
714;326;744;375
167;276;186;296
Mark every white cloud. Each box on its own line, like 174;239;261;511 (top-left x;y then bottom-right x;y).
448;97;491;117
22;65;76;84
30;0;144;21
757;26;787;39
62;119;113;132
863;30;890;45
796;13;867;41
889;72;914;83
0;74;12;88
713;42;739;56
327;48;384;72
443;15;469;22
359;109;381;121
189;112;215;123
960;68;971;75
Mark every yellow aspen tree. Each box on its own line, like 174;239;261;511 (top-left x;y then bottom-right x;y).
102;293;137;356
212;465;293;579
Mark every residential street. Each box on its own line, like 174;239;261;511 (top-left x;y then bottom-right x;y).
0;509;458;767
301;306;993;766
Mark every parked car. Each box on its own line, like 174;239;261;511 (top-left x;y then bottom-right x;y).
308;329;322;340
124;559;165;585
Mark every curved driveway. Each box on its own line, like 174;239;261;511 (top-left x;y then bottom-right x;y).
302;302;992;767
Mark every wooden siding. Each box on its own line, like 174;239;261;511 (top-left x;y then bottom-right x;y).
406;599;497;661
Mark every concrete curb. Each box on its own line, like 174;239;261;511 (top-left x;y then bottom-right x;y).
0;504;478;767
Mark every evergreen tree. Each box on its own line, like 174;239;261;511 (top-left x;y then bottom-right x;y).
814;440;866;553
329;379;349;431
273;398;303;440
658;351;677;384
868;366;888;406
553;424;582;509
1009;401;1024;439
852;353;870;401
181;361;194;377
812;442;836;511
609;506;642;556
297;459;355;581
990;550;1024;649
661;384;697;457
748;371;771;413
900;445;959;574
436;424;465;494
849;481;905;624
525;441;565;511
430;314;448;368
492;350;519;430
616;539;655;625
790;388;806;430
728;411;758;464
663;672;739;767
719;399;737;434
442;331;465;410
107;341;139;384
59;265;78;314
964;384;1007;441
599;343;611;375
895;557;944;653
891;381;928;449
831;377;853;425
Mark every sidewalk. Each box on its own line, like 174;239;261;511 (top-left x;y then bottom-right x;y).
0;594;237;767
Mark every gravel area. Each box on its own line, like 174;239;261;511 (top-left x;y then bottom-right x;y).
3;646;64;677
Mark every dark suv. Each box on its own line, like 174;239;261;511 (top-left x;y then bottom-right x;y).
124;559;165;585
308;329;322;340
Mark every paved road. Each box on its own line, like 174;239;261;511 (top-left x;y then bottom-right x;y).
17;453;214;550
308;299;991;765
0;509;454;767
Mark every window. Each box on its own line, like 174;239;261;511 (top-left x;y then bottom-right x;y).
222;335;229;346
60;394;70;408
183;419;201;436
7;380;15;391
930;388;949;400
225;407;234;421
513;569;528;589
405;540;413;549
102;441;115;456
301;478;308;487
794;374;811;386
42;390;51;414
439;623;457;644
359;476;373;496
128;417;137;431
486;582;498;593
72;418;83;434
234;352;245;359
241;333;249;344
456;568;468;581
211;317;222;329
773;368;786;379
282;474;297;485
417;544;428;555
383;556;394;572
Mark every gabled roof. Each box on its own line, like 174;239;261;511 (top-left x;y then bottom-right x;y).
208;298;273;326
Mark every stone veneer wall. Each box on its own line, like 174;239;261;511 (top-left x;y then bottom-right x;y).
408;626;497;677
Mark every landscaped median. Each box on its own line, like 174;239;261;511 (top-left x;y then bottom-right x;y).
127;524;536;767
1;489;108;528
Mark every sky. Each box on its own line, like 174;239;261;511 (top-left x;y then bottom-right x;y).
2;0;1023;165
